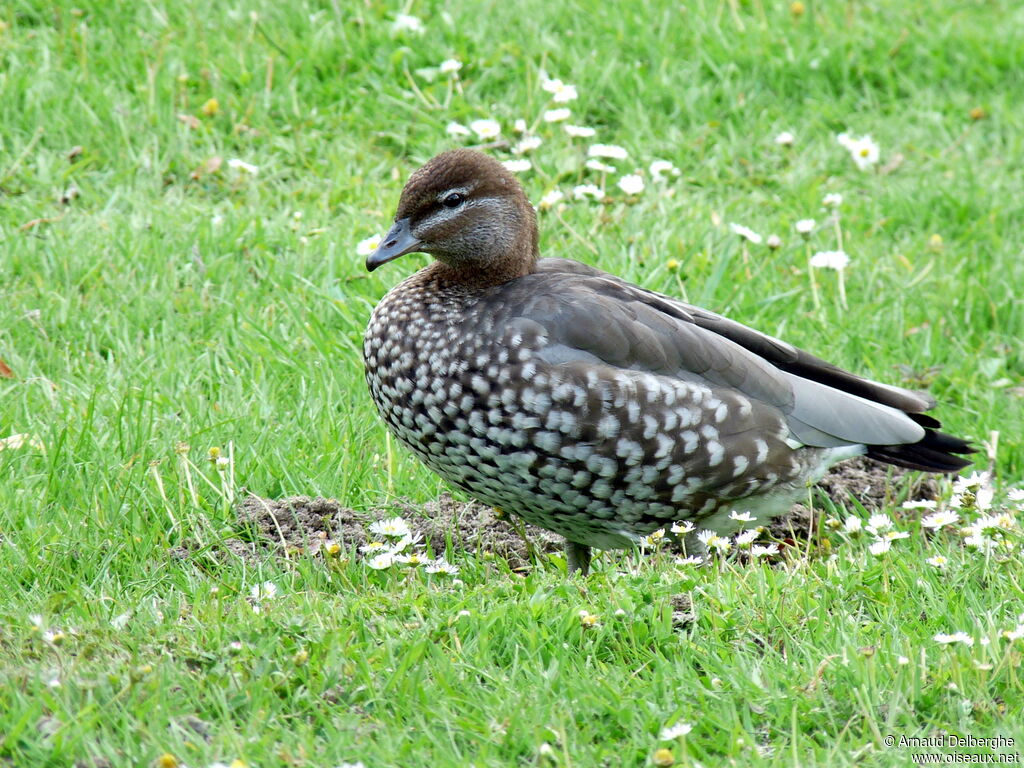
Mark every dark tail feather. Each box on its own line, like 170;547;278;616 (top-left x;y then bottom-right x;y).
867;428;976;473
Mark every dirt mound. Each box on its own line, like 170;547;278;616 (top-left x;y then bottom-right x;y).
232;458;941;564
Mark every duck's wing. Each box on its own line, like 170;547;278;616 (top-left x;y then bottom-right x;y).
502;259;971;471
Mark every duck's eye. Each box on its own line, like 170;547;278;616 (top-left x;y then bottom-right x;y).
442;192;465;209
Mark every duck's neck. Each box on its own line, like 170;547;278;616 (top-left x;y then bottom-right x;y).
430;213;540;289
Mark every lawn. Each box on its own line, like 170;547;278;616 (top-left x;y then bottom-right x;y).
1;0;1023;765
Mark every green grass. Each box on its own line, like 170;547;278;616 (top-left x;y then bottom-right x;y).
2;0;1024;765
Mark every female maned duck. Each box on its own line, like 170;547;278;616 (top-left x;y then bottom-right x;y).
363;149;972;575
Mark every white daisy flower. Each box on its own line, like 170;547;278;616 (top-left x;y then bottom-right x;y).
541;78;578;103
954;471;990;493
926;555;949;568
513;136;542;154
921;511;960;530
902;499;938;510
588;143;628;160
866;514;893;534
766;234;782;249
729;510;755;523
822;192;843;207
502;159;532;173
750;543;780;557
392;13;424;34
697;529;732;554
897;655;910;665
573;184;604;201
425;559;460;575
1007;488;1024;503
250;581;278;601
728;222;762;244
884;530;910;541
838;133;880;170
659;721;693;740
564;124;596;138
366;552;394;570
810;250;850;271
868;539;891;556
513;118;528;133
617;174;644;195
446;121;472;137
934;632;974;647
538;189;564;210
843;516;863;534
439;58;462;75
649;160;680;181
585;159;616;173
674;555;706;566
369;516;411;538
670;521;695;535
543;108;571;123
774;131;795;146
795;218;815;235
358;541;389;554
355;234;382;257
735;530;759;548
227;158;258;174
469;119;501;139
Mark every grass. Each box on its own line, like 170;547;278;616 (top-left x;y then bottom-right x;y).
2;0;1023;765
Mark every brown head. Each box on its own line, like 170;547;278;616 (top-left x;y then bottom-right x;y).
366;149;540;286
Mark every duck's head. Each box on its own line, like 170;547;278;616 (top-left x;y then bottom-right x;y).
366;149;539;284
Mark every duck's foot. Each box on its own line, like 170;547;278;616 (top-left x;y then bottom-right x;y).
565;540;592;576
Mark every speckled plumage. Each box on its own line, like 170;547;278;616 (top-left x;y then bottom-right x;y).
363;149;972;572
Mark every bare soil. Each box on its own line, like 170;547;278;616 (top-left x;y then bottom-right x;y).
230;457;941;565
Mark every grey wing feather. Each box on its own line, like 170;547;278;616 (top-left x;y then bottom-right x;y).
516;260;927;449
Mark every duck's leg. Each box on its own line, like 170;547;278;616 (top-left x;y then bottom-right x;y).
565;540;592;576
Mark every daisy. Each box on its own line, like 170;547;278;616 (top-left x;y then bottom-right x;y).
926;555;949;568
513;136;542;154
355;235;381;257
735;530;759;548
921;511;960;530
697;529;732;554
578;609;600;627
674;555;706;566
573;184;604;201
866;513;893;533
795;218;815;235
502;159;532;173
392;13;424;34
469;119;500;139
564;124;596;138
729;510;755;523
659;721;693;740
366;552;394;570
538;190;564;210
588;144;629;160
585;159;616;174
513;118;528;133
934;632;974;647
250;581;278;601
728;223;762;244
822;192;843;207
884;530;910;541
369;516;410;538
810;250;850;271
541;77;578;103
774;131;795;146
439;58;462;75
954;471;990;493
425;559;459;575
843;516;863;534
543;108;571;123
1007;488;1024;503
617;175;644;195
649;160;680;181
837;133;880;170
358;541;389;554
750;543;779;557
670;521;695;535
446;121;471;137
902;499;938;510
868;539;891;556
766;234;782;249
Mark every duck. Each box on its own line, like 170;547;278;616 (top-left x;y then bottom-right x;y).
362;148;972;575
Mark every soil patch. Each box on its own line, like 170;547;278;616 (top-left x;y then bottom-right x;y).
233;457;941;564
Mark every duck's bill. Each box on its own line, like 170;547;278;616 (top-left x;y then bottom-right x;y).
366;218;422;271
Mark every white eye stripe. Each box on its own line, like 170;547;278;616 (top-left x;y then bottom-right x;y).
436;186;471;203
417;197;500;233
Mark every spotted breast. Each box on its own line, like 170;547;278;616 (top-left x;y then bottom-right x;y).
363;149;972;575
